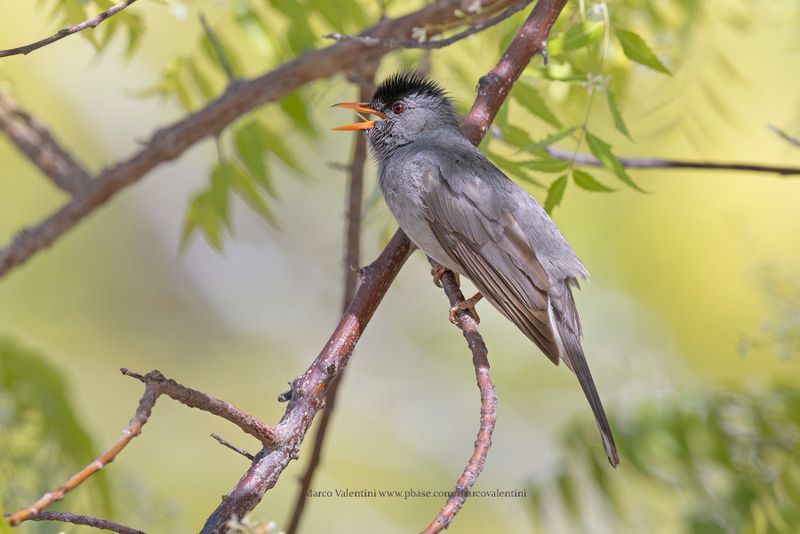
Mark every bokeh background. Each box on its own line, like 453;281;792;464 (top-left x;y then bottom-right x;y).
1;0;799;532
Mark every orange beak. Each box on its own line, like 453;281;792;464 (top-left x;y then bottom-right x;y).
331;102;386;131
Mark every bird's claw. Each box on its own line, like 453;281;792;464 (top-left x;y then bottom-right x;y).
431;263;459;288
449;292;483;325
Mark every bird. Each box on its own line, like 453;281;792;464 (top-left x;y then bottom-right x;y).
333;71;618;467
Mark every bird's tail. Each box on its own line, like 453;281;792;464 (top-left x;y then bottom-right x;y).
558;327;619;467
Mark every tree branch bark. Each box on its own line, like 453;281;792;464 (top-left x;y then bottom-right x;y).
0;0;140;58
0;90;90;193
0;0;515;281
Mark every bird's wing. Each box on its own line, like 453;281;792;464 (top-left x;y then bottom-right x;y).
414;152;619;466
414;153;562;365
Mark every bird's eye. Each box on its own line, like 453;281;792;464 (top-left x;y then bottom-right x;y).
391;102;405;114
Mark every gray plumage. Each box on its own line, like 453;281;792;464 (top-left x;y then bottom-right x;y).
360;72;618;466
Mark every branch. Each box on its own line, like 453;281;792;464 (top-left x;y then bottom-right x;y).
0;0;139;58
0;90;90;193
5;369;277;526
122;369;280;446
203;2;567;531
768;124;800;149
25;512;144;534
285;68;376;534
199;14;236;81
200;231;415;533
0;0;516;281
422;262;496;534
211;434;256;461
462;0;567;145
545;146;800;176
324;0;532;49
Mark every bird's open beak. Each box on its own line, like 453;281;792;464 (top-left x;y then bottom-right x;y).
331;102;386;131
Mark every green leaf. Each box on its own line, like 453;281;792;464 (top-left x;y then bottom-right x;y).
521;158;570;173
518;127;578;154
181;163;234;250
488;152;544;188
261;126;305;174
268;0;317;54
572;169;615;192
606;91;632;140
500;124;535;149
511;82;562;128
555;468;579;517
585;132;645;192
233;2;273;56
279;92;316;136
233;122;278;197
227;162;279;227
210;163;233;227
308;0;366;32
181;191;223;251
549;21;604;55
614;28;671;74
234;123;268;184
188;60;216;101
544;174;568;213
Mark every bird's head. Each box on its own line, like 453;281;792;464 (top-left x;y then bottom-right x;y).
333;71;459;158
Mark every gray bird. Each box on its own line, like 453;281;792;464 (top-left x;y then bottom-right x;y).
334;72;618;466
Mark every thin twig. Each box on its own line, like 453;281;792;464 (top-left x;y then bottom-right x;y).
545;146;800;176
5;369;277;526
0;0;139;58
422;261;496;534
768;124;800;149
122;369;280;446
285;69;376;534
0;0;514;281
211;434;256;461
324;0;532;49
25;512;144;534
199;14;236;81
0;90;90;193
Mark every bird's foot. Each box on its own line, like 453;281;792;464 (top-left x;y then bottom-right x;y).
431;263;459;288
449;292;483;325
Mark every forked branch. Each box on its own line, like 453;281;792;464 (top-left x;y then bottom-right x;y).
4;369;277;527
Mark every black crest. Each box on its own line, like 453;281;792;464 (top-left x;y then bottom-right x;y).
372;71;445;104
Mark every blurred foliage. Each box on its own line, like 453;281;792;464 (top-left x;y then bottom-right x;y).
741;268;800;361
529;385;800;533
0;338;112;519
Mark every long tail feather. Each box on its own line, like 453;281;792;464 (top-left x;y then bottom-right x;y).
560;331;619;466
